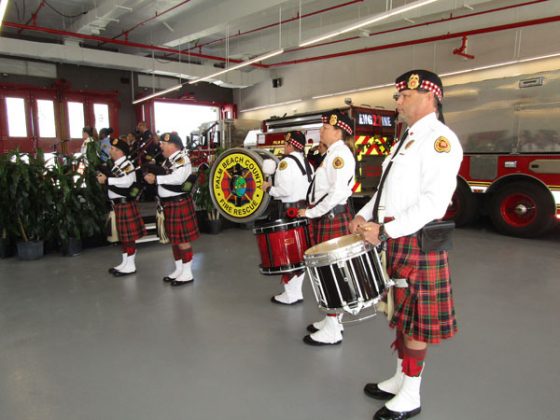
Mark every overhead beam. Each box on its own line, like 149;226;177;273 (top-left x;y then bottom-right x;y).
0;38;270;88
148;0;287;48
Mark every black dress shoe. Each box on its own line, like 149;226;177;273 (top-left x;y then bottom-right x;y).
306;323;319;333
113;270;136;277
170;279;193;287
302;335;342;346
364;383;396;400
373;406;421;420
108;267;117;274
306;323;344;334
270;296;303;305
162;276;175;283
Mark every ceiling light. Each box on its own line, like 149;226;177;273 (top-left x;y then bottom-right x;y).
132;83;183;105
240;99;302;113
299;0;440;47
189;49;284;84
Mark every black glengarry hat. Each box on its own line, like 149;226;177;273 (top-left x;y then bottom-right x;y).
321;109;353;136
395;69;443;101
161;132;184;148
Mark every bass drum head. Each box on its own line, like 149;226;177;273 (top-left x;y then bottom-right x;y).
210;148;279;223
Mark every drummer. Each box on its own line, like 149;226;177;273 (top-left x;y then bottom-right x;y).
261;131;313;304
351;69;462;420
297;109;356;346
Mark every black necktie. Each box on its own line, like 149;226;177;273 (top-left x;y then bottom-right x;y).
372;129;409;223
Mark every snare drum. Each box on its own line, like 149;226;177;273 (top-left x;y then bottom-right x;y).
253;218;311;275
304;234;389;315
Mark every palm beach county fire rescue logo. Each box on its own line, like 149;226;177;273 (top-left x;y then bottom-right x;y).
434;136;451;153
211;152;265;219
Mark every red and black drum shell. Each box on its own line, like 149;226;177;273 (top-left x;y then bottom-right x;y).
253;218;311;275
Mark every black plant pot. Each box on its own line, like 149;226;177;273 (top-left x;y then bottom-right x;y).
0;238;15;258
17;240;44;261
206;219;223;235
62;237;82;257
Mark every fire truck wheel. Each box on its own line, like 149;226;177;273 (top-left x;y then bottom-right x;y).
445;179;478;227
489;181;555;237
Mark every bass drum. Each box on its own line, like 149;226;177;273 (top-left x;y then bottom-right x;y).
209;148;279;223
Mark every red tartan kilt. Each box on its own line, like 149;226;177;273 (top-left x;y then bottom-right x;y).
114;202;146;243
310;207;352;245
387;234;457;344
163;196;200;244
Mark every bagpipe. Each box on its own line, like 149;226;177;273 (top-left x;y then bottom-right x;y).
140;163;169;176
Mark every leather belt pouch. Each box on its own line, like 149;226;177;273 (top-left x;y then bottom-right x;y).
417;220;455;252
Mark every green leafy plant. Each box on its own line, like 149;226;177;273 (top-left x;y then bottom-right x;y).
49;154;106;247
193;148;224;221
6;150;56;242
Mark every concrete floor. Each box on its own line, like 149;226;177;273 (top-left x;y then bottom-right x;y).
0;223;559;420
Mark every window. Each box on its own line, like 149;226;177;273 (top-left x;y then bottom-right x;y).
5;97;27;137
67;101;85;139
154;102;219;142
93;103;109;131
37;99;56;138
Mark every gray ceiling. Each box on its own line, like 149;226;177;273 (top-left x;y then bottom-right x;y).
1;0;557;86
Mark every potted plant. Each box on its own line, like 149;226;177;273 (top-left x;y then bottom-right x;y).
6;150;56;260
0;154;15;257
51;153;107;255
193;161;222;234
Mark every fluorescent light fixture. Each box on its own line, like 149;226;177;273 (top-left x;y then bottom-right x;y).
132;83;183;105
240;99;302;113
313;52;560;100
0;0;9;29
312;83;393;99
299;0;439;47
441;52;560;77
189;49;284;84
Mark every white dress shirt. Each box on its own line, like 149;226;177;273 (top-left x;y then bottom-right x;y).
357;112;463;238
306;139;355;219
156;150;192;198
269;151;312;203
107;156;136;199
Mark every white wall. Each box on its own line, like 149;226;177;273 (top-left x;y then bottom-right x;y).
236;21;560;121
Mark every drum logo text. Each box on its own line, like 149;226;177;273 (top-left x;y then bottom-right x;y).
212;153;265;218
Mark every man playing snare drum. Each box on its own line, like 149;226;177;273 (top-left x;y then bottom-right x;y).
298;109;356;346
350;70;462;420
261;131;313;305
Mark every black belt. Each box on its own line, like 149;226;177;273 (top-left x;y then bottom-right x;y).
111;198;129;205
159;195;186;203
325;204;348;219
282;200;306;210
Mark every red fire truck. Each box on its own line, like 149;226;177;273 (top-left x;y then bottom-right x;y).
445;70;560;237
254;105;398;197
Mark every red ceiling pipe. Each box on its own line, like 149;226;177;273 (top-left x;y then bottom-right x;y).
269;15;560;67
3;21;268;69
18;0;46;34
184;0;364;53
453;36;475;59
99;0;194;47
286;0;548;53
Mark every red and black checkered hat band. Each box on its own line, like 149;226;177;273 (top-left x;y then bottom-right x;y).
395;70;443;101
396;80;442;101
287;137;304;151
321;114;353;135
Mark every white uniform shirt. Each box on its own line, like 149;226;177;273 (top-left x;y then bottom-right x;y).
156;150;192;198
269;152;312;203
357;112;463;238
107;156;136;199
306;139;355;219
